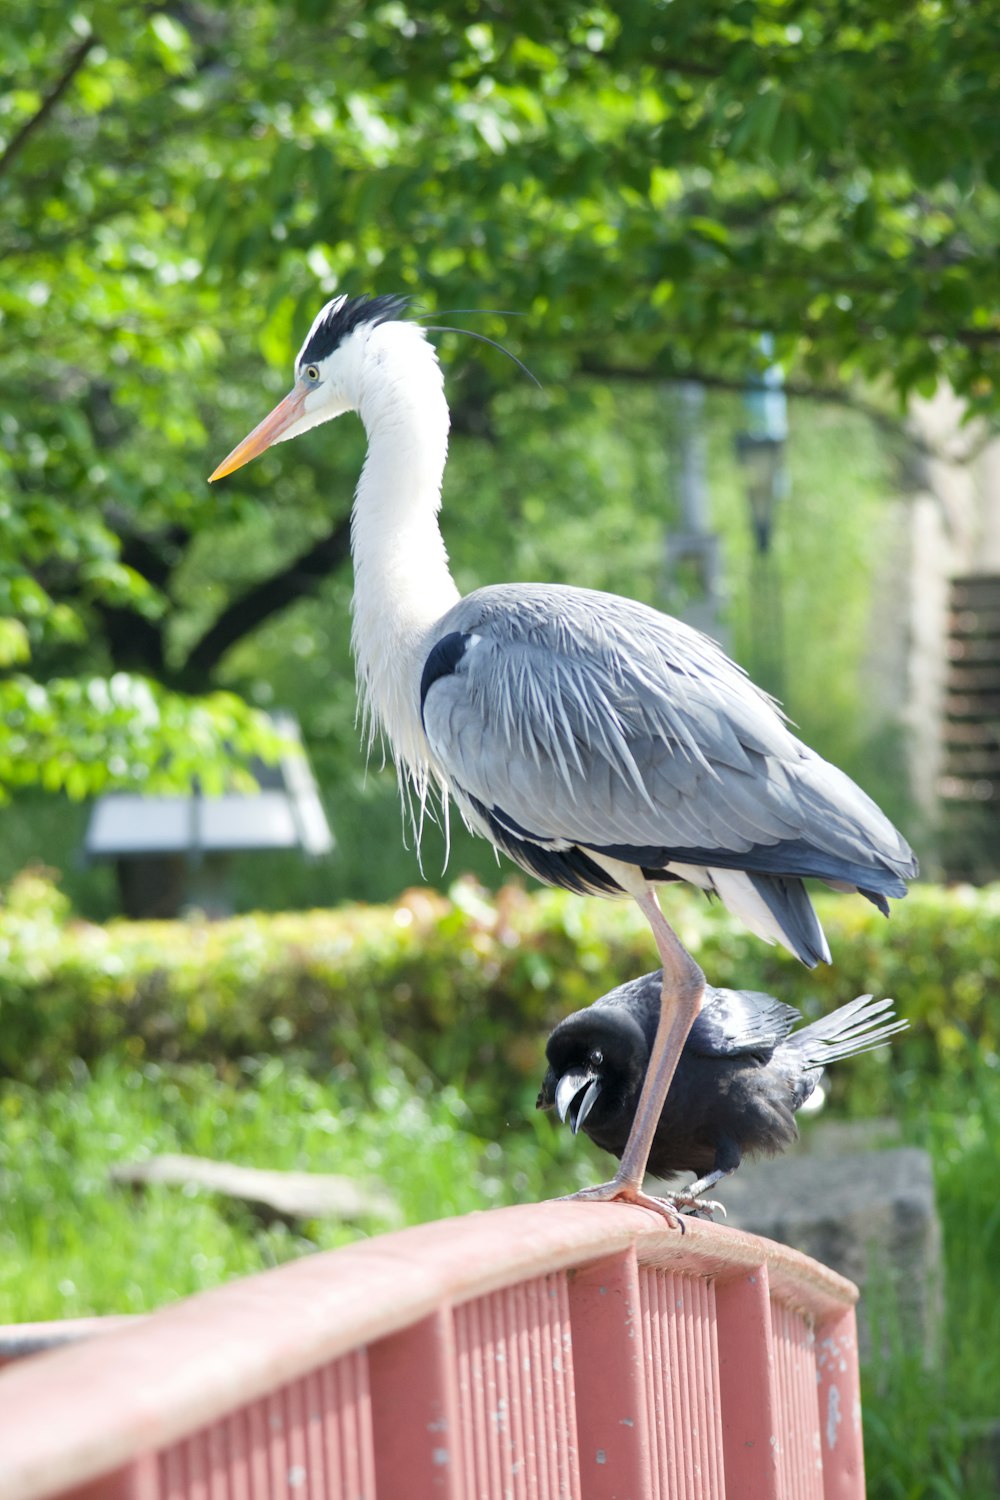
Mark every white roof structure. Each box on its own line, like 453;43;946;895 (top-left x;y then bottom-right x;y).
84;715;333;861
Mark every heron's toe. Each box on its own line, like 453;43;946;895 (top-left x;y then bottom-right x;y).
550;1178;686;1231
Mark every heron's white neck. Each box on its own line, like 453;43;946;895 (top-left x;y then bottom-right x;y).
349;328;461;780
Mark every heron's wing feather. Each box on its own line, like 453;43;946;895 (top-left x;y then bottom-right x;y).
422;584;914;881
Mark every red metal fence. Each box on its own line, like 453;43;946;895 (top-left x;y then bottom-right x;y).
0;1202;864;1500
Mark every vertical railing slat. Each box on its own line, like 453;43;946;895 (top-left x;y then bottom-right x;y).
300;1370;327;1500
368;1309;461;1500
674;1273;696;1500
282;1377;308;1499
566;1249;654;1500
700;1276;726;1499
318;1363;343;1497
527;1278;555;1500
659;1270;678;1499
224;1404;251;1500
505;1284;531;1500
553;1272;582;1500
815;1308;866;1500
338;1349;376;1500
57;1459;158;1500
715;1264;781;1500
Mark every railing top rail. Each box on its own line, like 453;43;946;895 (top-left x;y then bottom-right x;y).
0;1201;856;1500
0;1316;137;1363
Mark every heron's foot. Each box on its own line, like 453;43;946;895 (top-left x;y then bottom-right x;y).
671;1193;727;1221
553;1178;685;1231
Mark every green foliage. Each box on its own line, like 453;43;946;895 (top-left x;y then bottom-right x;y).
2;0;999;802
0;674;293;802
2;870;998;1132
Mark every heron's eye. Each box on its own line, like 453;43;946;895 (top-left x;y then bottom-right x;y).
589;1048;604;1068
304;365;320;383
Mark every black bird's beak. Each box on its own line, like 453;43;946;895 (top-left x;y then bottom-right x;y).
554;1068;602;1135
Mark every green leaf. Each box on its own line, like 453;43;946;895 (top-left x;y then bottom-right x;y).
769;104;800;168
730;90;782;155
147;14;193;77
0;619;30;666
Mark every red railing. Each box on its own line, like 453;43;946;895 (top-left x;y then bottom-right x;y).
0;1202;864;1500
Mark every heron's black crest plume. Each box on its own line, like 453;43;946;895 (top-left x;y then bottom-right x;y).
423;325;542;388
300;293;413;365
300;295;540;388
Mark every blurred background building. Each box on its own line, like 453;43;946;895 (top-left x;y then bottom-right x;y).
83;714;333;918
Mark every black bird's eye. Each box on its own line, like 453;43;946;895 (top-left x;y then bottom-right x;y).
304;365;320;382
589;1048;604;1068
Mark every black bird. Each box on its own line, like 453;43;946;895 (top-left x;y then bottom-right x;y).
538;973;906;1210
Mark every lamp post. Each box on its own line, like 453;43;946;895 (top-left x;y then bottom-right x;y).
664;381;728;648
736;341;788;696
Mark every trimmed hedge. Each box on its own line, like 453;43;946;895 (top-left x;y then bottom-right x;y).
2;869;998;1125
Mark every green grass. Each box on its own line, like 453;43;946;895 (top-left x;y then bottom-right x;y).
2;1048;999;1496
859;1058;1000;1498
0;1052;594;1321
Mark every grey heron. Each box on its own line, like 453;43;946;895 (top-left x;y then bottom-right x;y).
210;293;917;1219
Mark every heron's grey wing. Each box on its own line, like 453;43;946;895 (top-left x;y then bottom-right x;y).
422;585;796;847
420;582;915;890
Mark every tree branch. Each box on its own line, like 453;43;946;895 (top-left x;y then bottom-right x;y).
580;353;879;408
637;49;728;79
181;512;353;683
575;355;960;456
954;327;1000;347
108;510;192;591
0;31;98;180
93;603;169;677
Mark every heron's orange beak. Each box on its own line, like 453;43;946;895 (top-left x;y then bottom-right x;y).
208;385;308;481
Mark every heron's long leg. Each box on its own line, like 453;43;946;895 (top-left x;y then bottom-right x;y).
552;881;704;1223
615;887;706;1190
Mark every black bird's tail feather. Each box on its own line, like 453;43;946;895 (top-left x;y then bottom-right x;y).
787;994;908;1072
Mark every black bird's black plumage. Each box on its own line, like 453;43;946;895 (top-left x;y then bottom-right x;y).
538;973;906;1200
